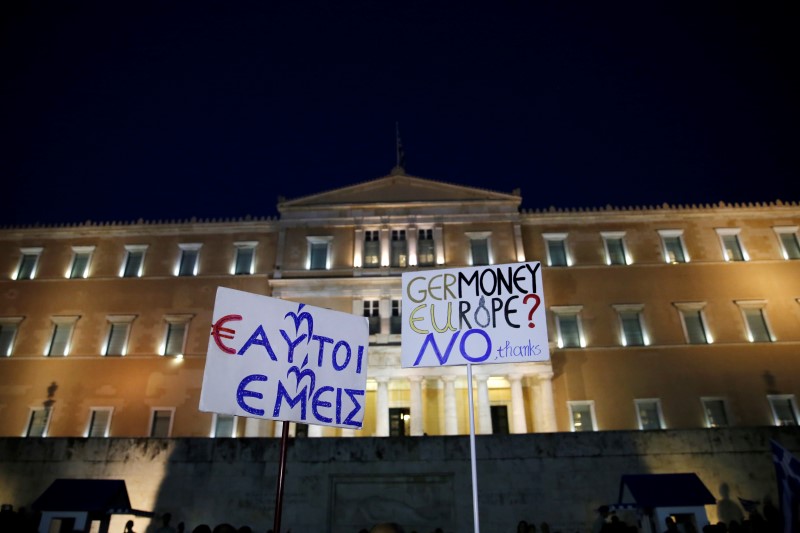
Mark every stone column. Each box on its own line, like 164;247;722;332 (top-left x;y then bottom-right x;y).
409;376;424;436
476;375;492;434
340;428;355;437
508;373;527;434
307;424;323;437
442;376;458;435
535;372;557;432
375;378;390;437
407;226;418;266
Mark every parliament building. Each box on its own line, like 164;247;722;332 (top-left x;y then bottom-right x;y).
1;169;799;442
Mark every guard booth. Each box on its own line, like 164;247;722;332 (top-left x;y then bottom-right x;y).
32;479;153;533
610;473;716;533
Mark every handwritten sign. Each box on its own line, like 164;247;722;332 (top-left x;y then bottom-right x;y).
401;262;549;368
200;287;369;429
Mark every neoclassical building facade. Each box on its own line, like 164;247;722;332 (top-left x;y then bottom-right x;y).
1;170;799;440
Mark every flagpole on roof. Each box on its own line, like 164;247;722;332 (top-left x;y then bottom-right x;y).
392;122;406;175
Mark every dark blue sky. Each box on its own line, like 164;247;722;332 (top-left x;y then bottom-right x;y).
2;1;798;225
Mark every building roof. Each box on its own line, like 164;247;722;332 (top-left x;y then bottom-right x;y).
617;473;716;508
32;479;152;516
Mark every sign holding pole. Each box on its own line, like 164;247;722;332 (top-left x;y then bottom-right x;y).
200;287;369;532
401;262;549;532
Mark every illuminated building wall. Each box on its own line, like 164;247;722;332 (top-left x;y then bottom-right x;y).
0;172;798;440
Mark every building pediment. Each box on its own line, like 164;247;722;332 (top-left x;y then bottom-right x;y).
278;173;521;216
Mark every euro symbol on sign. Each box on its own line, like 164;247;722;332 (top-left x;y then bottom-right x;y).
210;314;242;354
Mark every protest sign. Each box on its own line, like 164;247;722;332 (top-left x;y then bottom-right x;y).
200;287;369;429
401;261;549;368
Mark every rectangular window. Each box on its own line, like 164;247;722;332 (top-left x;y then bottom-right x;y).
774;226;800;260
121;246;146;278
150;409;174;437
768;395;798;426
490;405;509;435
233;243;256;275
26;407;51;437
716;229;747;261
68;248;93;279
658;230;688;263
417;229;435;266
307;237;332;270
390;300;402;335
177;244;201;276
674;304;711;344
213;414;236;437
390;230;408;267
47;320;76;357
363;300;380;335
389;407;410;436
614;306;646;346
568;401;596;432
87;408;112;437
15;248;42;280
543;234;568;266
0;320;21;357
468;234;491;266
741;306;773;343
104;320;132;356
635;399;664;430
363;231;380;268
552;307;584;348
702;398;729;428
164;322;187;356
602;232;629;265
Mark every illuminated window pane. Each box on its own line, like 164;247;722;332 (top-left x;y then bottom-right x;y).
309;242;328;270
48;323;73;356
636;400;663;430
178;249;199;276
620;311;644;346
743;308;771;342
0;323;18;356
779;233;800;259
88;409;111;437
17;253;39;280
470;238;490;266
703;399;729;428
769;396;798;426
682;310;708;344
722;234;745;261
150;410;172;437
557;314;581;348
69;252;91;279
123;249;144;277
605;237;627;265
363;301;380;335
363;231;380;268
105;323;129;356
417;229;435;266
547;239;567;266
663;236;686;263
391;230;407;267
164;323;186;356
234;247;255;275
569;402;595;432
389;407;410;436
214;415;235;437
26;408;50;437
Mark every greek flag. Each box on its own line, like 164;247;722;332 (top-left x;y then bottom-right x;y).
771;439;800;533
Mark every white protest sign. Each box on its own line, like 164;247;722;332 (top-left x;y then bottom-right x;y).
401;262;549;368
200;287;369;429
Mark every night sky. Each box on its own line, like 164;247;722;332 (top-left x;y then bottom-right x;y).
2;1;798;226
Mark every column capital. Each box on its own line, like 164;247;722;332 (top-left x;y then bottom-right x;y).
408;375;424;384
536;372;555;381
441;375;456;384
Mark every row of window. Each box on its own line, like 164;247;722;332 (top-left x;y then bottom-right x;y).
552;299;780;348
11;225;800;280
0;296;785;357
22;393;798;438
568;394;799;432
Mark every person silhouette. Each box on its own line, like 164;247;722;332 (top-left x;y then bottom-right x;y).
123;520;136;533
